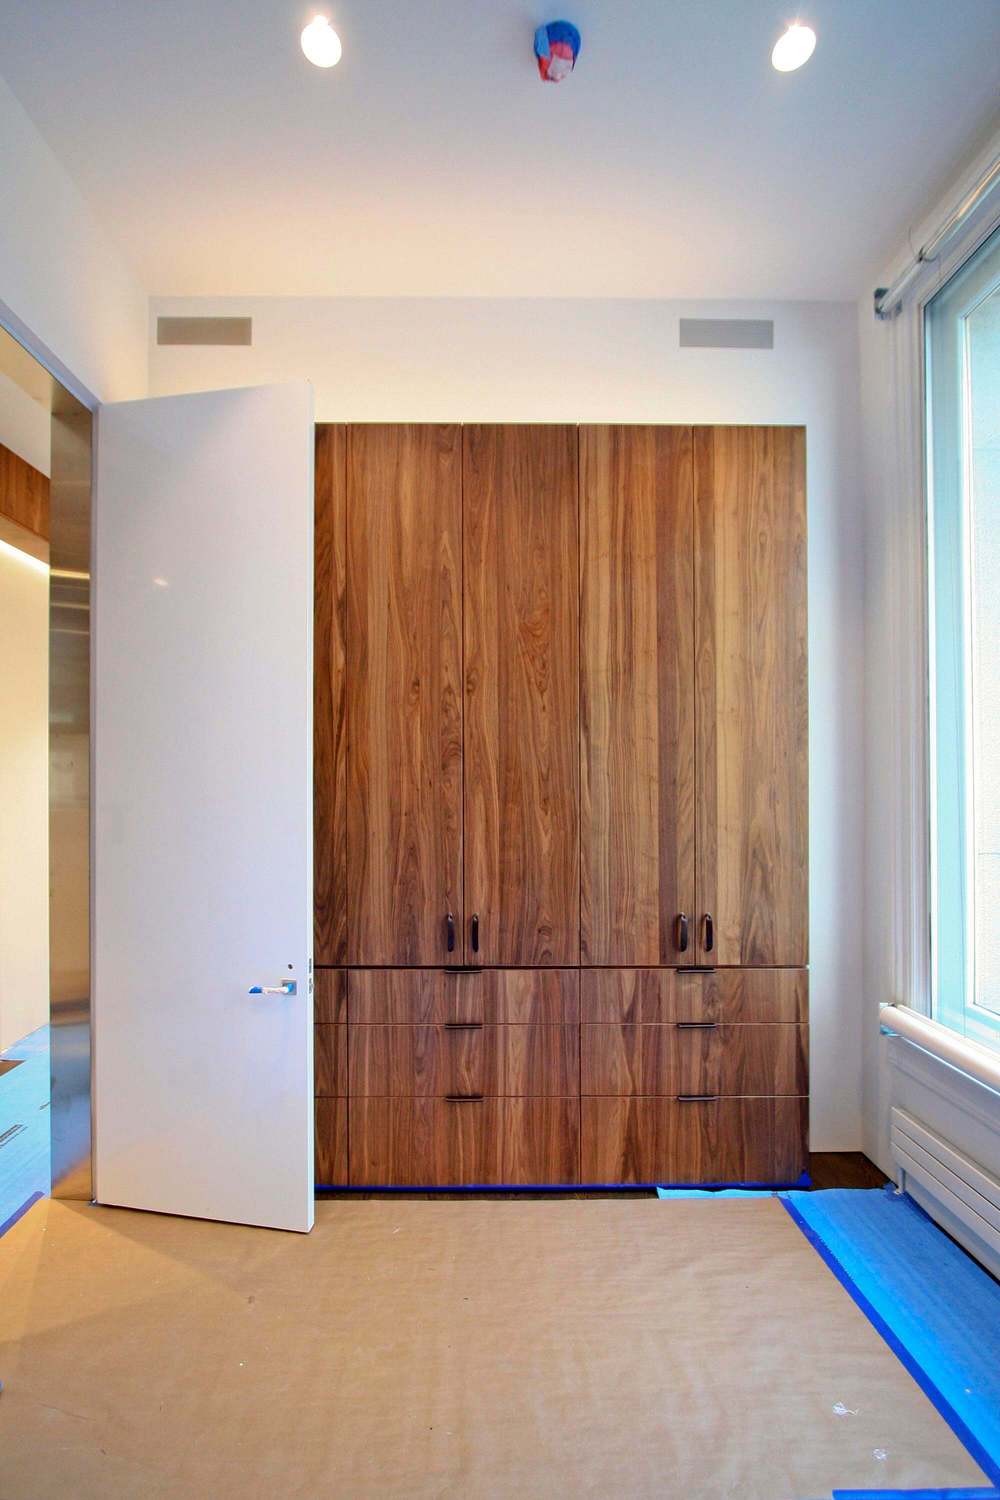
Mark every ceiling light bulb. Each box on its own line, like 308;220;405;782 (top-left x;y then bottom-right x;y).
771;22;816;72
301;15;342;68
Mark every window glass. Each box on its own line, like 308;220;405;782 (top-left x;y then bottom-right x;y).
926;224;1000;1045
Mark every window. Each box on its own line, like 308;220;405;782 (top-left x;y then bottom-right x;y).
927;224;1000;1046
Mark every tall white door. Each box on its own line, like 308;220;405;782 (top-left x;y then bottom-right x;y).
93;384;314;1232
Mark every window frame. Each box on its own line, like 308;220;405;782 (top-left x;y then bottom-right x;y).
925;224;1000;1048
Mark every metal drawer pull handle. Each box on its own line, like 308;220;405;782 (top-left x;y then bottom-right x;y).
444;1022;483;1031
445;1094;484;1103
677;966;716;975
676;1093;719;1102
676;1021;717;1030
703;913;714;953
446;912;456;953
248;981;297;996
675;913;689;953
443;966;481;975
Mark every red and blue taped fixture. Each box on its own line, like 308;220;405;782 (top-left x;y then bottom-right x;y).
534;20;581;83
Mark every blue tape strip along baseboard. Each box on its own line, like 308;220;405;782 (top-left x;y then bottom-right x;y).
780;1195;1000;1491
0;1189;44;1241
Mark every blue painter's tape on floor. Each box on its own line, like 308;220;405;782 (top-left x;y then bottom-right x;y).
782;1188;1000;1488
0;1025;50;1229
832;1488;1000;1498
656;1187;779;1198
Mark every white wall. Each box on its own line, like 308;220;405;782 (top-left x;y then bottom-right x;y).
151;294;865;1151
0;541;49;1051
0;372;50;475
0;74;146;404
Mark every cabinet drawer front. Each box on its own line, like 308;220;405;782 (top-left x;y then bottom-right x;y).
485;969;579;1023
350;1098;503;1186
315;1098;348;1186
315;1024;348;1096
349;1098;579;1186
581;1097;807;1184
580;968;807;1024
349;1024;579;1097
581;1023;807;1097
350;969;486;1024
350;968;579;1024
502;1099;579;1184
314;968;348;1022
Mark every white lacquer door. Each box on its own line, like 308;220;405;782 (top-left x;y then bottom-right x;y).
93;384;314;1232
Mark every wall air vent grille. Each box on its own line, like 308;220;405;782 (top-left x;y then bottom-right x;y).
156;317;252;347
679;318;774;350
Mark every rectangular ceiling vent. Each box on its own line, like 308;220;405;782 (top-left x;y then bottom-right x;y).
156;316;253;347
679;318;774;350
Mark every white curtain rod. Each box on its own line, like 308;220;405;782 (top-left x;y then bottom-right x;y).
881;1003;1000;1095
874;151;1000;321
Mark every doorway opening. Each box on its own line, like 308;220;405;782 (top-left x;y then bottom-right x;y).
0;322;92;1226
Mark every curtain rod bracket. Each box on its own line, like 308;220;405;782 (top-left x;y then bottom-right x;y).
872;150;1000;322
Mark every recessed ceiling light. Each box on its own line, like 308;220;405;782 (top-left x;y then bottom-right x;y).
771;21;816;72
301;15;342;68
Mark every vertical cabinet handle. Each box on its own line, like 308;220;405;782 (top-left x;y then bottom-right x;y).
675;913;689;953
470;913;480;954
446;912;456;953
703;913;714;954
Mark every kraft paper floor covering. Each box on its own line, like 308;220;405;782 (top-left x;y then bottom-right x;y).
0;1197;988;1499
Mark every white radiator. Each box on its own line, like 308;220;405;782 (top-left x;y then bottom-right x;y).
891;1106;1000;1269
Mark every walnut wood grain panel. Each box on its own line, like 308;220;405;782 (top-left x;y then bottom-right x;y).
485;968;579;1023
350;1024;486;1097
580;426;696;965
581;1096;808;1184
347;425;463;964
350;969;486;1024
350;968;579;1024
580;968;808;1024
314;426;348;964
314;967;348;1023
349;1097;579;1185
315;1098;348;1186
495;1025;578;1095
349;1024;579;1097
315;1024;348;1096
350;1098;504;1186
464;426;580;964
0;440;49;539
581;1023;808;1097
694;427;808;966
502;1099;579;1184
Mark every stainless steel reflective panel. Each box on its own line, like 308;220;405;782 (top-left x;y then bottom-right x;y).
49;400;93;1199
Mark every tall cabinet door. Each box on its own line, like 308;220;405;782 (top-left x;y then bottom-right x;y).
693;426;808;967
464;426;580;964
580;426;696;965
314;425;348;965
347;425;464;965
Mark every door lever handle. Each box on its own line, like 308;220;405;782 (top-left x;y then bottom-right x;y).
248;981;297;996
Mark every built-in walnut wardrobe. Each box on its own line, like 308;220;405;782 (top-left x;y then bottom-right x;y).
313;422;808;1187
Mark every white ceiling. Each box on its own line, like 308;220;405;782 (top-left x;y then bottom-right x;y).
1;0;998;300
